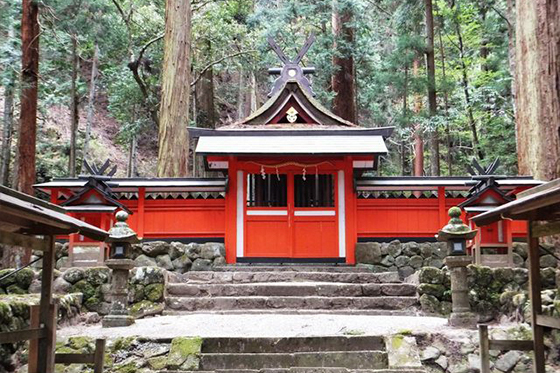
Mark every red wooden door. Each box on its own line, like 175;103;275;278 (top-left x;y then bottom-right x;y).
292;172;338;258
244;171;338;258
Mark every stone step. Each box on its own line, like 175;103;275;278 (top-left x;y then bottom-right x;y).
199;351;388;370
164;367;426;373
201;336;385;353
167;282;417;298
162;309;420;316
168;271;401;285
213;265;369;273
165;296;418;312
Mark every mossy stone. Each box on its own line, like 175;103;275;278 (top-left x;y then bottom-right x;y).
114;362;137;373
63;268;85;284
6;285;25;295
128;284;145;303
67;336;94;353
147;356;168;370
167;337;203;370
130;300;164;318
0;269;16;287
84;267;111;286
9;300;29;318
111;337;138;352
417;283;446;299
419;294;441;314
144;283;164;302
71;280;97;300
0;302;13;323
418;267;444;285
14;268;34;290
84;297;102;312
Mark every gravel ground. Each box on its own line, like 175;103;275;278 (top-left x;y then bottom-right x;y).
58;313;450;340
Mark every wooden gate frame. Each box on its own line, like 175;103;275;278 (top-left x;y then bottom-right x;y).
0;185;108;373
473;179;560;373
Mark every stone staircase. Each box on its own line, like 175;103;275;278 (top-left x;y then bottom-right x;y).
162;335;425;372
165;265;419;314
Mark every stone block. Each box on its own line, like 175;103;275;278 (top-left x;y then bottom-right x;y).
387;240;402;257
355;242;382;264
192;259;213;271
385;335;422;368
141;241;169;257
134;254;157;267
156;254;174;270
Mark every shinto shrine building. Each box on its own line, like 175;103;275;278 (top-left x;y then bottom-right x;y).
34;39;541;266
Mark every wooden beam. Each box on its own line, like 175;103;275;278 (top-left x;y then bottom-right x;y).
28;305;40;373
37;236;56;373
488;340;534;351
536;314;560;329
0;231;50;251
55;354;95;364
531;221;560;238
518;179;560;199
528;222;546;373
479;325;491;373
0;328;46;344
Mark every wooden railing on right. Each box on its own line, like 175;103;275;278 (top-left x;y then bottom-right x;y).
478;324;534;373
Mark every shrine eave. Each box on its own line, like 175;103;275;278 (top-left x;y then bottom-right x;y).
188;126;394;139
195;135;388;156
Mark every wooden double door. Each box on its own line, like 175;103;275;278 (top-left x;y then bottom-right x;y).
244;171;339;258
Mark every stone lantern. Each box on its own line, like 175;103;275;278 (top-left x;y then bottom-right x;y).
437;206;478;328
102;211;140;328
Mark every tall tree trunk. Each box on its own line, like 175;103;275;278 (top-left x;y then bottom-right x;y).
438;16;452;175
249;71;258;114
237;68;245;121
506;0;516;115
17;0;39;195
515;0;560;180
454;9;482;159
69;35;80;177
82;43;99;170
413;59;424;177
425;0;439;176
1;78;15;187
157;0;191;177
402;63;409;176
331;0;357;123
196;67;215;128
127;136;137;177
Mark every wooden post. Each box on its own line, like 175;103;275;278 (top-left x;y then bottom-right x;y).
528;221;546;373
505;219;513;266
28;305;40;373
93;339;105;373
37;236;56;373
138;187;146;238
438;186;446;227
479;325;491;373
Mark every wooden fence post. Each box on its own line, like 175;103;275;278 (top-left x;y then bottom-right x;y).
93;339;105;373
479;324;490;373
27;305;40;373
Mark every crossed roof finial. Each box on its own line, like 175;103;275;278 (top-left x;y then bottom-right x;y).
267;34;316;97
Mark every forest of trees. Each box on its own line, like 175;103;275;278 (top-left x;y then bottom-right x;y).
0;0;558;189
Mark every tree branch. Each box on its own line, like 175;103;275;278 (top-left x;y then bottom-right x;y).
190;50;257;87
138;33;164;63
490;5;512;28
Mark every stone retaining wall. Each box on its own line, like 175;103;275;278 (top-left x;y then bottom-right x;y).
417;265;560;322
132;241;226;272
356;240;558;279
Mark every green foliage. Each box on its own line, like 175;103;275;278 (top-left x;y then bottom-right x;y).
0;0;519;180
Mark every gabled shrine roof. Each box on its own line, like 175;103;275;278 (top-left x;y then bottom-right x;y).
227;80;357;128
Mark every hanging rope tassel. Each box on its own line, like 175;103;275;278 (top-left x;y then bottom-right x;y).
276;167;280;181
261;165;266;179
302;167;306;181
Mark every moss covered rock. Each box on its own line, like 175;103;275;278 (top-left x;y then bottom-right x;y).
84;267;110;286
144;284;164;302
130;300;164;318
419;294;441;314
418;267;444;285
418;284;446;299
0;269;16;287
6;285;25;295
166;337;202;370
128;284;145;303
130;267;164;286
71;280;97;300
147;356;168;370
14;268;34;290
67;336;94;353
63;268;85;284
0;302;13;324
